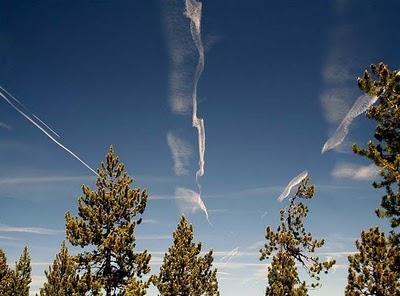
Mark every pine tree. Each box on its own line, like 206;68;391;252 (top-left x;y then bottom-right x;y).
346;63;400;295
65;146;151;295
9;247;31;296
152;215;219;296
354;62;400;229
345;227;400;296
260;177;335;296
0;249;12;296
40;241;80;296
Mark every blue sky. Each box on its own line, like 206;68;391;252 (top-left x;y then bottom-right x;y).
0;0;399;295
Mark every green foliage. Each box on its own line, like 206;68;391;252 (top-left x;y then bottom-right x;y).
347;62;400;296
0;249;12;295
345;227;400;296
40;241;81;296
65;146;151;295
9;247;32;296
354;62;400;228
260;177;335;296
153;215;219;296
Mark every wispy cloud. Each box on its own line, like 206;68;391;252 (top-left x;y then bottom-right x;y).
0;122;11;130
332;163;379;180
136;235;170;240
0;175;94;186
166;131;192;176
0;225;63;235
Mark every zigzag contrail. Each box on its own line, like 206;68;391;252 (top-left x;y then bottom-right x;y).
0;88;97;176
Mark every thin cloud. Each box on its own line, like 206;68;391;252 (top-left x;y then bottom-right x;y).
0;175;94;186
0;122;11;130
332;163;379;181
0;225;63;235
136;235;170;240
166;131;192;176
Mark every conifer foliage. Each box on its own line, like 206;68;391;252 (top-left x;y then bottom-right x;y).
0;249;12;295
346;63;400;296
345;227;400;296
65;146;151;295
153;215;219;296
10;247;31;296
40;241;80;296
354;63;400;228
260;177;335;296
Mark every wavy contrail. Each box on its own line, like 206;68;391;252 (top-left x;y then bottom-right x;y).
322;94;378;153
277;170;308;202
0;89;97;176
184;0;206;186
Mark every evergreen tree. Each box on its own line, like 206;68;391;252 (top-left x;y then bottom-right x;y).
354;62;400;229
65;146;151;295
0;249;12;296
346;63;400;295
40;241;80;296
153;215;219;296
9;247;31;296
345;227;400;296
260;177;335;296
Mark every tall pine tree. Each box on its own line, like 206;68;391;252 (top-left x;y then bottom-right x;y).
346;63;400;295
354;62;400;229
9;247;31;296
0;249;12;296
346;227;400;296
152;215;219;296
40;241;81;296
260;177;335;296
65;146;151;295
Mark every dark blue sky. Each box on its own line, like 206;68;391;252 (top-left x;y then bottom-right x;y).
0;1;399;294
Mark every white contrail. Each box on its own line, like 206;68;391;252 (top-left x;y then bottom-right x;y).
0;89;98;176
0;86;60;138
184;0;206;186
322;94;378;153
220;247;239;264
166;131;192;176
175;186;210;224
32;114;60;138
277;170;308;202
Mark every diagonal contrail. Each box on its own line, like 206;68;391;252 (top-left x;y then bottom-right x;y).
0;88;98;176
0;86;60;138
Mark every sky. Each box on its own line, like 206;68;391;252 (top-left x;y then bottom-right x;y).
0;0;399;295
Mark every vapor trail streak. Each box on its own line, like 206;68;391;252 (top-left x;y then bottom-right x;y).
277;170;308;202
220;247;239;265
0;86;60;138
184;0;206;185
322;94;378;153
176;187;210;224
0;90;97;176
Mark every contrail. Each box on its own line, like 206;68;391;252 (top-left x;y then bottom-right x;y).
0;86;60;138
0;89;98;176
184;0;206;186
220;247;239;265
322;94;378;153
277;170;308;202
175;186;210;224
